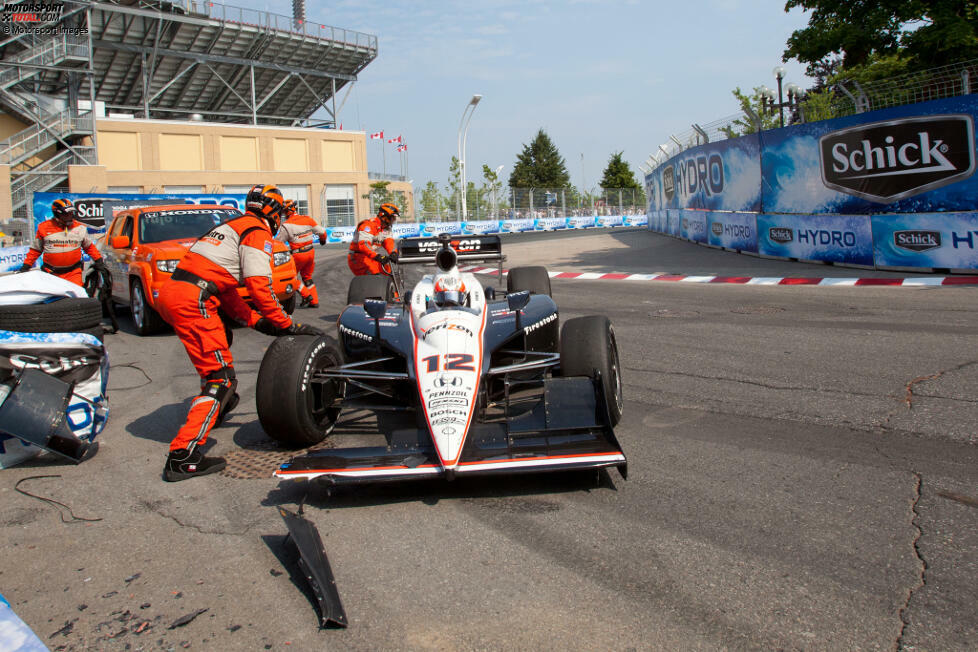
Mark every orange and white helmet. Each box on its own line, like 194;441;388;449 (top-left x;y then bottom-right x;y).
377;203;399;228
246;184;286;234
432;271;467;307
51;198;76;227
283;199;297;215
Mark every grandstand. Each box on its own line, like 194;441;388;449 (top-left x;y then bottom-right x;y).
0;0;383;235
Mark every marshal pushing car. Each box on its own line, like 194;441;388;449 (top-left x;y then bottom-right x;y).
255;233;626;484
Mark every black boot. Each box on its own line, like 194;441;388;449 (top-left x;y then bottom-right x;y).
300;294;313;308
163;448;226;482
215;392;239;427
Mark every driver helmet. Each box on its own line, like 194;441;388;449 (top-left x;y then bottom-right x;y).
51;198;76;228
245;184;286;235
377;203;399;229
432;270;467;307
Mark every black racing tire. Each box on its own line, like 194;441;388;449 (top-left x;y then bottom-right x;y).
130;278;166;336
559;315;623;427
282;293;297;315
256;334;344;447
507;266;551;296
0;297;101;333
347;274;395;305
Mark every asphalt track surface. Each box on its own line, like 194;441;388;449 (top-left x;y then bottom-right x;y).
2;228;976;650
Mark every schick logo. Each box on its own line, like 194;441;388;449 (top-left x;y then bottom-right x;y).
894;230;942;252
711;222;723;236
769;227;793;243
820;115;975;203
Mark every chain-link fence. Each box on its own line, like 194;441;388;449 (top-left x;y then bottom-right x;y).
651;58;978;168
416;187;647;222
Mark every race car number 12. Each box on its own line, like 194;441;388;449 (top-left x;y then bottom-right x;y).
422;354;475;372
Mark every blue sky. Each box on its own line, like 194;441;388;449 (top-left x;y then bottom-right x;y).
251;0;813;191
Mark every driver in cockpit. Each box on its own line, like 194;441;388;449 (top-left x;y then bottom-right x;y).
430;268;468;309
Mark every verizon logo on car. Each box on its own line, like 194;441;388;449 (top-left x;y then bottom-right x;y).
894;230;942;252
819;115;976;203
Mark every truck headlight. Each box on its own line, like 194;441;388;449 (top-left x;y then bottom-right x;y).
273;251;291;267
155;259;179;273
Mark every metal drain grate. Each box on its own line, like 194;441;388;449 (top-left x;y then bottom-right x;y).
221;440;335;480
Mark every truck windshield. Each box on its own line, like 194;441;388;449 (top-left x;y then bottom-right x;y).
139;208;241;243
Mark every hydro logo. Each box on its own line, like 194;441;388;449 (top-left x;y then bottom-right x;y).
711;222;723;236
894;230;942;252
820;115;976;203
769;227;793;243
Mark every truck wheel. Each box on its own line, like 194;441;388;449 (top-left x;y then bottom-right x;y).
282;293;297;315
0;298;101;333
130;279;166;336
559;315;623;427
347;274;395;304
256;334;343;447
507;266;551;296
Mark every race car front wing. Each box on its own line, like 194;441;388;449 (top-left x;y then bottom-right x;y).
275;376;627;484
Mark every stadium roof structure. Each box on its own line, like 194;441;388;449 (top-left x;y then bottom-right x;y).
83;0;378;126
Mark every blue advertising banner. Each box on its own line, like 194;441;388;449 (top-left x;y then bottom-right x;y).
392;222;423;238
326;226;356;243
0;245;29;273
33;192;247;235
500;218;535;233
646;134;762;212
462;220;501;235
761;96;978;214
680;210;709;243
534;217;569;231
872;212;978;269
667;209;681;237
421;221;463;236
568;216;596;229
707;212;758;252
622;215;648;227
757;213;874;265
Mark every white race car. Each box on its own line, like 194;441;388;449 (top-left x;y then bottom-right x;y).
255;234;626;484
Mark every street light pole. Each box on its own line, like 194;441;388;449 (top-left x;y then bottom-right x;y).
457;94;482;220
773;65;786;128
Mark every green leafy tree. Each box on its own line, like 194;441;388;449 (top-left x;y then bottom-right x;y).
508;129;572;189
783;0;978;74
481;164;506;218
720;87;782;137
362;180;400;213
419;181;443;220
599;152;646;210
446;156;461;217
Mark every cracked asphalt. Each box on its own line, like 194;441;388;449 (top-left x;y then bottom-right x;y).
1;228;976;650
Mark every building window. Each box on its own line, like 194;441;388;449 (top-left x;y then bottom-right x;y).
324;185;355;227
108;186;141;193
278;185;310;216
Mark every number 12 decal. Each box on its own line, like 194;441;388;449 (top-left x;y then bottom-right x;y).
422;353;475;372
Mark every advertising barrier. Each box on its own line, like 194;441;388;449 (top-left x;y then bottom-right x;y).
0;246;29;273
872;212;978;269
680;210;708;243
707;212;759;253
756;213;874;266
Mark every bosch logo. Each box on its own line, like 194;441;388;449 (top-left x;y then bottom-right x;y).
434;375;463;388
894;230;942;252
769;227;793;243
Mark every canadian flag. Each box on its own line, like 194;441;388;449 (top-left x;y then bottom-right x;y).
387;135;402;144
396;144;407;152
370;131;384;140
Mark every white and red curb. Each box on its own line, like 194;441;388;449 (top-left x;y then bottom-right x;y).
457;265;978;287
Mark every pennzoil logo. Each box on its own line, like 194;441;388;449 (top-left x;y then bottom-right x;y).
820;115;976;203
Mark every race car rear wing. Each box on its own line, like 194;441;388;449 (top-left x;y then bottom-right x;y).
397;235;504;276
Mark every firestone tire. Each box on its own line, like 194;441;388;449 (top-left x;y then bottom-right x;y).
507;266;551;297
347;274;395;305
559;315;623;427
256;334;343;447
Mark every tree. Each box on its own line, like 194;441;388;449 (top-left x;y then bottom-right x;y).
719;87;782;137
508;129;572;189
599;152;641;190
446;156;461;217
419;181;443;220
482;164;505;219
783;1;978;75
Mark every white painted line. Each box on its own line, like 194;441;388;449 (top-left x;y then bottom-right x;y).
745;277;785;285
901;277;945;286
679;276;717;283
817;278;859;286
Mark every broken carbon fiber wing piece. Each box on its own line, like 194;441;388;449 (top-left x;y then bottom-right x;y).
278;506;348;628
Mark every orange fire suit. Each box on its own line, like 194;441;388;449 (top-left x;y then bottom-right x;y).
348;216;395;275
23;218;103;286
156;212;293;453
278;213;326;305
